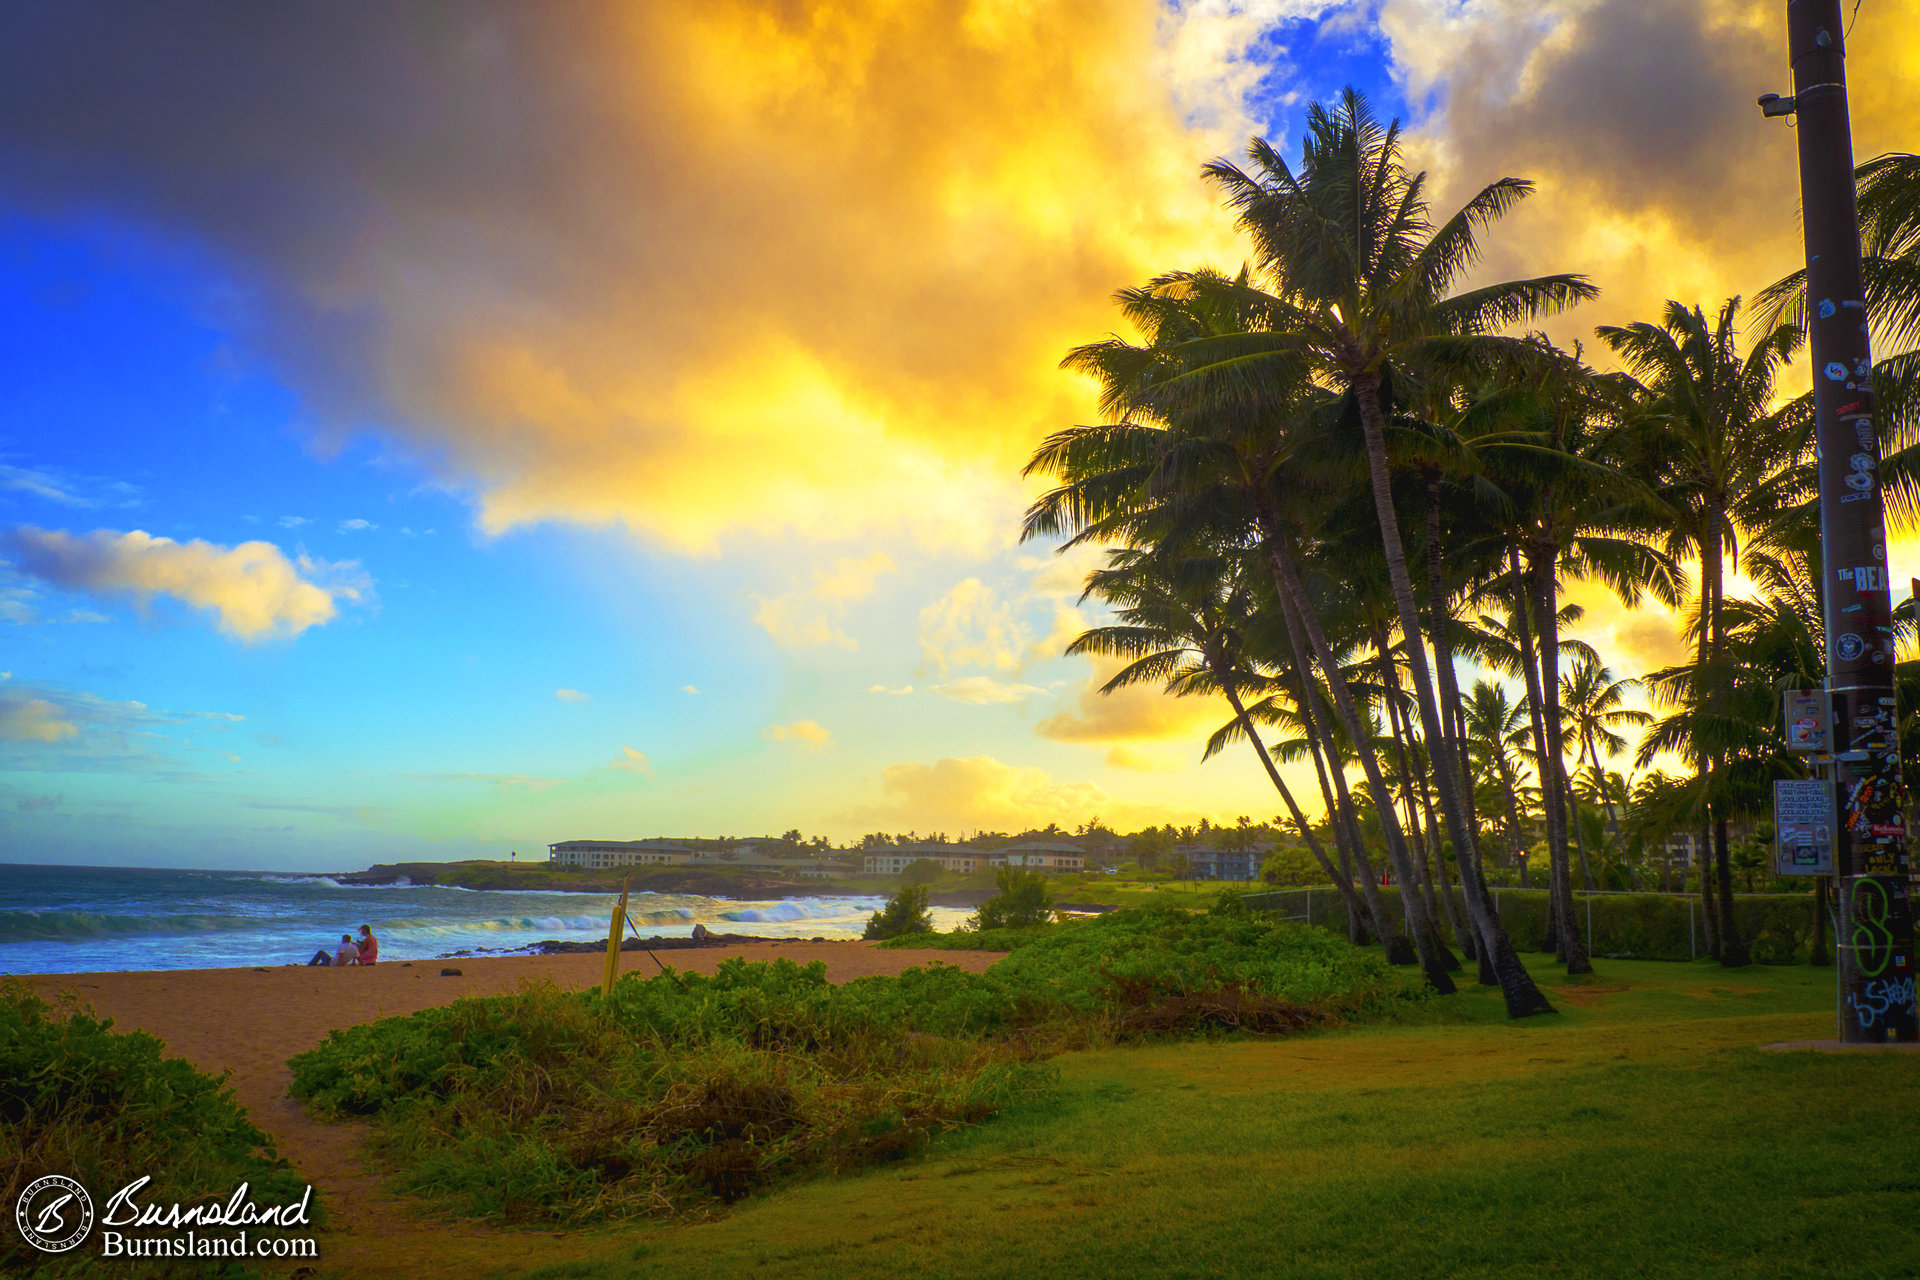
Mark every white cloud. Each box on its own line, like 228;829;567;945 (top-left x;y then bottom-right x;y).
277;516;312;528
555;688;590;703
751;551;895;649
764;719;832;748
608;745;654;776
1;526;366;642
918;578;1031;675
338;517;377;532
928;676;1049;705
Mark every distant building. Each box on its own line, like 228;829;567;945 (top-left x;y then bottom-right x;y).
1175;844;1265;882
863;843;985;876
548;839;694;870
990;841;1085;872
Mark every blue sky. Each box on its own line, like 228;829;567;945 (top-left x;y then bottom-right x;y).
1;0;1907;869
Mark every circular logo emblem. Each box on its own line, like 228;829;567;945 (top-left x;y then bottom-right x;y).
1837;633;1866;662
14;1175;93;1254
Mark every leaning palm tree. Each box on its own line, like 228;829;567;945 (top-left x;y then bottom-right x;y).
1203;88;1598;968
1066;547;1378;944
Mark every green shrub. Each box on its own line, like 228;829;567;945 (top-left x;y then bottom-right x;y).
862;884;933;939
0;983;314;1275
973;866;1053;930
290;910;1414;1227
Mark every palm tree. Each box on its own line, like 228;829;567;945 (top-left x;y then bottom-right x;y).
1558;654;1652;837
1067;548;1378;936
1460;679;1533;874
1600;298;1807;967
1201;91;1591;1011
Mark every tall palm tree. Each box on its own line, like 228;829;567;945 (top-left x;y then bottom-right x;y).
1202;91;1590;1009
1600;298;1807;967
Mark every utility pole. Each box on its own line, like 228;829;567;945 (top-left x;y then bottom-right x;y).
1766;0;1917;1041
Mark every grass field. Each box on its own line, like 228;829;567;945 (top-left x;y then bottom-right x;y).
441;957;1917;1280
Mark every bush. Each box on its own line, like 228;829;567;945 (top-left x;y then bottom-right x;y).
863;884;933;939
1;982;314;1274
899;858;944;887
973;866;1053;930
289;910;1415;1226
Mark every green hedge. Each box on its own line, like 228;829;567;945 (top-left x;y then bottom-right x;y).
1240;887;1821;963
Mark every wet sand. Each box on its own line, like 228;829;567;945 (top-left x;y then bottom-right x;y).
21;942;1004;1267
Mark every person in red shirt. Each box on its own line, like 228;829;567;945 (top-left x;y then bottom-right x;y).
356;924;379;965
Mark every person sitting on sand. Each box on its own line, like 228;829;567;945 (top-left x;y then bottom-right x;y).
356;923;379;965
333;933;360;966
307;944;333;966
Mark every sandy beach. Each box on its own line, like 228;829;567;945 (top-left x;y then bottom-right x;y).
21;941;1003;1269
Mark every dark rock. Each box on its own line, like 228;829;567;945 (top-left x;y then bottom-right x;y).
441;967;463;976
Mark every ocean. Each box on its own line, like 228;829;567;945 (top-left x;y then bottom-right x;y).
0;864;973;975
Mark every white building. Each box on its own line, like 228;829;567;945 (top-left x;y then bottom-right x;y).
548;839;694;870
862;843;986;876
990;842;1085;872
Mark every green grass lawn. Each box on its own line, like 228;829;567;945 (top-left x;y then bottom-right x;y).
464;957;1917;1280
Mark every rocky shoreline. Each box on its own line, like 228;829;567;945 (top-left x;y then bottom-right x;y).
441;931;800;958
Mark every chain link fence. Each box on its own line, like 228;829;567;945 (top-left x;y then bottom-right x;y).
1238;885;1821;963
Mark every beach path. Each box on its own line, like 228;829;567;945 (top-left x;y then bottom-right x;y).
21;941;1002;1275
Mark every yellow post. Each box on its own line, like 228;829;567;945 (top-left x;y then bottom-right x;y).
601;876;631;997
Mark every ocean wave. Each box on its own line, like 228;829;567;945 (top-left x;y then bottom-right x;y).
379;915;612;936
719;898;881;924
0;909;260;943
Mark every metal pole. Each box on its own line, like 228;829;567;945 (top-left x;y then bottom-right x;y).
1774;0;1917;1041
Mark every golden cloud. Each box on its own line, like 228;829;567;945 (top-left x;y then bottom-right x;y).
0;694;79;743
1;527;362;642
1035;655;1224;749
764;719;833;748
1383;0;1920;349
607;746;654;776
836;751;1214;833
752;552;894;649
555;688;590;703
0;1;1263;554
919;578;1032;674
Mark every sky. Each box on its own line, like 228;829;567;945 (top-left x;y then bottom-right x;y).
2;0;1918;870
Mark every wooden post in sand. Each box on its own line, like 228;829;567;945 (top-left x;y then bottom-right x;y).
601;876;631;997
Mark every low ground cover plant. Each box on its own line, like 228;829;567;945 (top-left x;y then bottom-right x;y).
0;982;312;1277
289;909;1418;1226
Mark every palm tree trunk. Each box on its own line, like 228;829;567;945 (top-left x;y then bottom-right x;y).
1218;677;1372;931
1273;576;1406;963
1531;543;1593;975
1698;824;1720;959
1701;516;1749;967
1373;625;1448;946
1300;688;1369;944
1416;463;1546;1006
1258;526;1454;993
1508;551;1561;920
1347;372;1528;1001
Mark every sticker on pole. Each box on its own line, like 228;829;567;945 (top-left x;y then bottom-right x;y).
1774;779;1835;876
1783;689;1829;752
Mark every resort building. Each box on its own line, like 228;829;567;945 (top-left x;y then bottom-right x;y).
990;842;1085;872
862;843;986;876
548;839;696;869
1175;844;1267;882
